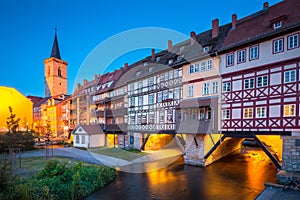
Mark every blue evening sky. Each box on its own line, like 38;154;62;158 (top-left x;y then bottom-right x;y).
0;0;282;97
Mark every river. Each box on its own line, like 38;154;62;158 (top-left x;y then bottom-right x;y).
87;148;278;200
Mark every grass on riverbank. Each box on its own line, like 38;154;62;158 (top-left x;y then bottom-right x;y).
89;147;148;161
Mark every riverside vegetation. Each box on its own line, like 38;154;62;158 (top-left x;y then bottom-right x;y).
0;159;116;200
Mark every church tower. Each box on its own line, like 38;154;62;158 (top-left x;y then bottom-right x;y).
44;30;68;97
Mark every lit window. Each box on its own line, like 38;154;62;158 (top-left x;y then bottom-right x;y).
284;70;296;83
244;108;253;118
273;38;284;53
222;82;231;92
284;104;295;117
222;109;230;119
244;78;254;89
256;107;266;118
226;53;234;66
273;21;282;29
257;76;268;87
288;34;299;49
203;82;210;95
250;45;259;60
212;81;218;94
188;85;194;97
237;49;246;63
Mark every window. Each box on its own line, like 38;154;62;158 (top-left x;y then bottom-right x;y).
58;67;62;77
250;45;259;60
130;97;135;106
212;81;218;94
149;94;154;104
284;104;295;117
256;107;266;118
203;46;210;52
174;69;179;78
226;53;234;66
284;70;296;83
156;56;161;62
148;77;154;86
168;59;173;64
81;135;85;144
273;21;282;29
257;76;268;87
159;110;165;123
203;82;210;95
157;92;162;102
206;107;212;120
149;114;155;124
199;108;205;120
76;135;79;144
130;116;135;124
142;115;147;124
200;61;206;71
244;78;254;89
192;109;198;120
138;96;143;106
163;90;168;100
207;59;213;70
167;109;173;123
169;71;173;79
273;38;283;53
189;64;199;74
164;72;169;81
180;46;185;52
188;85;194;97
222;110;230;119
222;82;231;92
288;34;299;49
244;108;253;118
174;88;180;99
237;49;246;63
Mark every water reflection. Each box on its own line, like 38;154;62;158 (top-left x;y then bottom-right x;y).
87;148;277;200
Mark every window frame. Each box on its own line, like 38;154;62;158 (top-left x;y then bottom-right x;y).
222;109;230;119
249;45;259;61
203;82;210;95
188;85;194;97
257;75;268;88
287;33;299;50
222;82;231;92
244;108;253;119
284;104;295;117
244;78;255;89
273;38;284;54
256;107;266;118
284;70;296;83
237;49;246;64
226;53;234;67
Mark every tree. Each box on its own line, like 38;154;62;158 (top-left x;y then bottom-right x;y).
6;106;20;133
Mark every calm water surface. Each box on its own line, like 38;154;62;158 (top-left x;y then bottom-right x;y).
87;148;277;200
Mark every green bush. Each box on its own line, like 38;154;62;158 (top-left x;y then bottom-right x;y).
0;160;116;200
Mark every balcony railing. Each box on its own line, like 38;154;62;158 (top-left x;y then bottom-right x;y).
176;120;212;134
128;123;175;132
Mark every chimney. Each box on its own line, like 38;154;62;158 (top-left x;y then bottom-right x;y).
83;79;88;86
232;14;237;29
212;18;219;38
168;40;172;52
94;74;98;80
263;2;269;10
190;31;196;45
124;63;128;68
77;83;81;90
151;49;155;60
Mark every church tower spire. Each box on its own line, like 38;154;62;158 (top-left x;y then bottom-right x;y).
44;29;68;97
50;28;61;59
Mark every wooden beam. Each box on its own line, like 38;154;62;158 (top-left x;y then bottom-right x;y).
140;133;151;150
253;136;281;169
222;131;291;136
204;135;227;159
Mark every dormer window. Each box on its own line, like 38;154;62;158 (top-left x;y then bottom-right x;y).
203;46;210;52
109;75;113;79
149;66;154;72
168;59;173;65
273;21;282;29
177;55;184;62
156;56;161;62
143;61;148;66
179;46;185;53
136;70;142;76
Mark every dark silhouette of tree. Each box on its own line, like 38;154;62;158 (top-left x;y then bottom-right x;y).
6;106;20;133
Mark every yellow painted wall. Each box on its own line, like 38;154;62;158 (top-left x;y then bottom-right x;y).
0;86;33;132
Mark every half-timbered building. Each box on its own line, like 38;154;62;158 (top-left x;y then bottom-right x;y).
219;0;300;166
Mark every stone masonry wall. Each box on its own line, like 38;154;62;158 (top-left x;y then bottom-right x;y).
281;136;300;172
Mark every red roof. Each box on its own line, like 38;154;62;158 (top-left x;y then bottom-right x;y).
222;0;300;50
